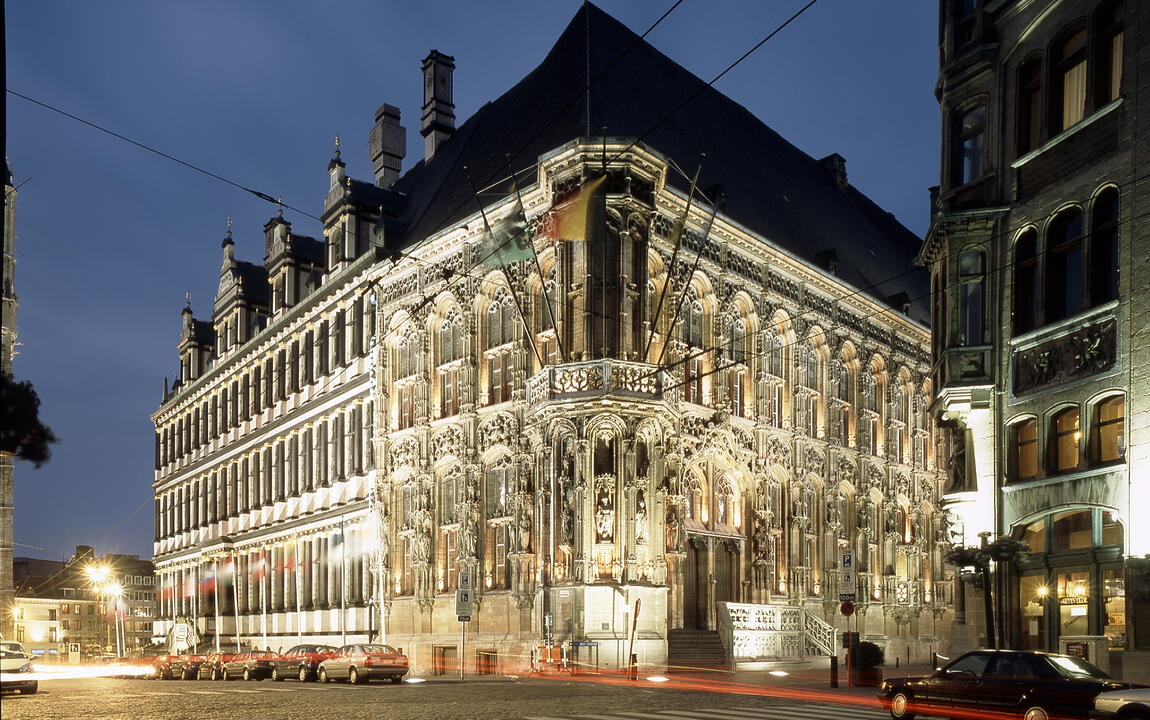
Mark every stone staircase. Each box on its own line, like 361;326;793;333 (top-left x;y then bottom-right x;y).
667;629;729;673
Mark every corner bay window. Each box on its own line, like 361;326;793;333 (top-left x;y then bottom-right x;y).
953;105;985;186
957;249;985;345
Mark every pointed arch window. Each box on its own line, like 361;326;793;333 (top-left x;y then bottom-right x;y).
394;331;418;430
723;309;751;418
484;460;512;590
437;309;465;418
682;293;705;405
486;291;517;405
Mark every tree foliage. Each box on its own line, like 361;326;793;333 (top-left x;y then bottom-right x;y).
0;374;58;466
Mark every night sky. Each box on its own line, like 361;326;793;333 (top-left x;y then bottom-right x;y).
5;0;939;562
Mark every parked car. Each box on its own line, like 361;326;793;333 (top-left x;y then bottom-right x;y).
0;641;37;695
269;644;337;682
152;654;180;680
220;650;278;681
878;649;1144;720
1091;686;1150;719
317;644;408;685
197;652;238;681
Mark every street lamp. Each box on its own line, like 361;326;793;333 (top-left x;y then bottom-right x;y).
105;583;124;658
86;566;112;655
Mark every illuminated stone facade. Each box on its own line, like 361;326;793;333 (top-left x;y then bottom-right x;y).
2;165;19;640
152;5;950;671
924;0;1148;678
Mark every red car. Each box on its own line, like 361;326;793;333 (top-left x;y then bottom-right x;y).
220;650;279;681
269;644;337;682
197;652;238;680
318;644;408;685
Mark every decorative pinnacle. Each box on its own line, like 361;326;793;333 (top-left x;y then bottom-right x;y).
334;135;341;160
276;197;283;218
185;291;192;309
225;215;232;239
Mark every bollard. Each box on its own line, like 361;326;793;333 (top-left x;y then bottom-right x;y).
895;657;900;669
629;653;638;681
830;655;839;688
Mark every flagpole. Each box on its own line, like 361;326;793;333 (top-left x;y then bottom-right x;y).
231;552;241;651
214;558;221;654
505;156;565;364
261;547;268;651
295;536;303;645
464;167;545;368
643;160;702;362
654;195;723;369
340;521;347;647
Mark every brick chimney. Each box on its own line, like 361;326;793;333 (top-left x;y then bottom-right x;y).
819;153;848;189
370;104;406;187
421;50;455;161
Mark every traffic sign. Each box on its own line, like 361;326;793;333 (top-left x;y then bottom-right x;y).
839;548;856;602
455;588;474;617
840;600;855;617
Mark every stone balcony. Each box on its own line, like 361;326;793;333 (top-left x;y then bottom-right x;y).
526;359;664;409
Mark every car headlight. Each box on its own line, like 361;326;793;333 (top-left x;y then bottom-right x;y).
17;662;34;673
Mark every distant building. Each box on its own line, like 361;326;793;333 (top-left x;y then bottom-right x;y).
13;546;156;658
924;0;1148;678
153;5;950;672
1;164;19;639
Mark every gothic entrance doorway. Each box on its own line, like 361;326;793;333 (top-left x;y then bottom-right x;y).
683;535;741;630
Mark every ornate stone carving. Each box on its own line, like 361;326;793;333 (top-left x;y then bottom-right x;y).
478;413;517;450
1013;318;1116;395
391;436;419;468
431;425;464;459
766;436;791;469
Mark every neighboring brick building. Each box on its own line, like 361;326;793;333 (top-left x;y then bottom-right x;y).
922;0;1148;679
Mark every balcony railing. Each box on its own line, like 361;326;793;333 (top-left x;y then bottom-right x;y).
526;359;663;408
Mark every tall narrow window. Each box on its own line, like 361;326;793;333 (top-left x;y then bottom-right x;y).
957;249;985;345
682;296;704;405
1097;2;1124;105
1018;57;1042;154
1093;395;1124;465
1091;189;1120;306
1050;407;1080;473
1053;28;1088;132
1014;229;1039;333
1012;418;1038;481
438;310;465;418
486;293;516;405
953;106;985;186
1047;209;1084;322
394;331;418;431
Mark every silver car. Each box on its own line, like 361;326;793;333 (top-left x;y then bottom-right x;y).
1091;687;1150;719
317;643;408;685
0;641;38;695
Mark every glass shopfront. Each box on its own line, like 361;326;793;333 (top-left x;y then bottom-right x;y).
1011;507;1125;652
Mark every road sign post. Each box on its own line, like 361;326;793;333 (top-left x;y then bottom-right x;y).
456;572;474;680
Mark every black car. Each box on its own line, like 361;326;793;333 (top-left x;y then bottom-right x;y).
878;649;1143;720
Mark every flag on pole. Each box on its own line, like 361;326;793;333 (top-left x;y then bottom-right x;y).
476;196;531;268
554;175;606;243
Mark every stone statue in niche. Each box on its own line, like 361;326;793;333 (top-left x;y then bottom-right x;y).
595;492;614;542
560;480;575;544
665;505;681;551
635;491;648;544
517;509;531;551
459;509;476;559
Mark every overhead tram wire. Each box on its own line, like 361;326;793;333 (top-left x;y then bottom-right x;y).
6;90;322;223
648;176;1149;381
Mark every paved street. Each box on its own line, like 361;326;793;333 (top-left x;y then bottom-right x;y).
0;670;890;720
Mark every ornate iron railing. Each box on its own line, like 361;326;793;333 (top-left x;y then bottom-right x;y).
526;359;663;407
716;602;838;661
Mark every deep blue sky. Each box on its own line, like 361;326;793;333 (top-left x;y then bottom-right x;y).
5;1;939;562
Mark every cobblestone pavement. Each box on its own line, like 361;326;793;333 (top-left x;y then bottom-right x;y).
0;669;892;720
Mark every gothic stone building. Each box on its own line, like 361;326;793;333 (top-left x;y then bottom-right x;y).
153;5;950;672
924;0;1148;678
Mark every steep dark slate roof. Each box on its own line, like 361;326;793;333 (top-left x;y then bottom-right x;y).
390;3;928;324
287;233;325;266
234;260;270;305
